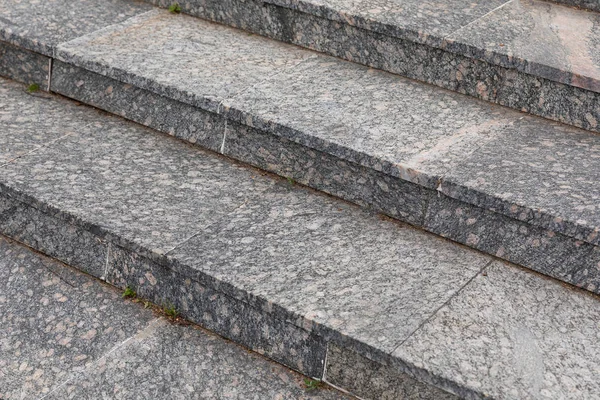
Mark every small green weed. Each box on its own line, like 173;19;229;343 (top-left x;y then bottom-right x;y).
164;304;179;319
122;286;136;299
286;177;295;185
303;378;322;391
168;2;181;13
26;83;40;93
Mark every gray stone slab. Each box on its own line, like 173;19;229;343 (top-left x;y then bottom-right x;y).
0;0;152;56
0;41;49;87
47;319;349;400
0;192;109;278
447;0;600;93
265;0;509;46
0;78;71;164
50;60;225;152
145;0;600;133
0;85;278;255
550;0;600;12
0;235;156;400
394;261;600;400
107;245;328;378
55;9;314;114
167;180;490;354
439;116;600;247
222;55;514;189
325;344;457;400
222;120;431;226
425;192;600;294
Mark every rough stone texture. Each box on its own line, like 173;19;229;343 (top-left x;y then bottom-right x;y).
550;0;600;12
0;192;109;278
0;41;49;87
325;344;457;400
48;320;349;400
0;235;156;400
51;61;225;152
223;121;431;226
425;192;600;294
143;0;600;132
0;98;279;256
149;0;507;46
107;245;327;378
0;78;70;164
439;117;600;247
0;0;152;56
222;55;513;189
447;0;600;92
168;181;489;354
395;261;600;400
55;9;314;114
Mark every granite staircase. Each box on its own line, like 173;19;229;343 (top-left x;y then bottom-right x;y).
1;0;600;398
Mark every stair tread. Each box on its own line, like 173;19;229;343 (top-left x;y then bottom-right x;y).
0;0;151;56
0;75;488;361
266;0;600;93
0;236;349;399
3;75;600;399
446;0;600;92
54;9;600;247
395;260;600;400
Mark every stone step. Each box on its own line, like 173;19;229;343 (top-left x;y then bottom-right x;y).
1;0;598;297
139;0;600;133
0;235;352;399
3;76;600;399
38;8;600;296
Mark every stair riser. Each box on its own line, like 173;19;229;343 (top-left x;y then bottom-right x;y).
143;0;600;134
48;59;600;297
0;41;50;89
0;178;467;399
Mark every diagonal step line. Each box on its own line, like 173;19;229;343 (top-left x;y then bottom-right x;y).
444;0;516;40
389;258;494;354
37;318;165;400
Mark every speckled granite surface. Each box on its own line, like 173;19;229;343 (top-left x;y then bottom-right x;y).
446;0;600;93
167;182;489;355
142;0;600;132
47;319;350;400
550;0;600;12
55;10;314;114
49;9;600;294
0;236;155;399
0;236;350;400
0;0;152;56
395;261;600;400
0;41;49;87
4;73;600;397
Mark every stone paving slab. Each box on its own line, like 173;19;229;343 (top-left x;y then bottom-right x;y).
167;181;489;354
447;0;600;92
144;0;600;132
0;0;152;56
55;9;314;114
47;319;351;400
394;260;600;400
0;77;279;256
0;236;156;399
0;236;351;400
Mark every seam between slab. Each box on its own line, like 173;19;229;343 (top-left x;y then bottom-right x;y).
219;54;320;110
389;258;493;354
443;0;516;40
38;317;164;400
